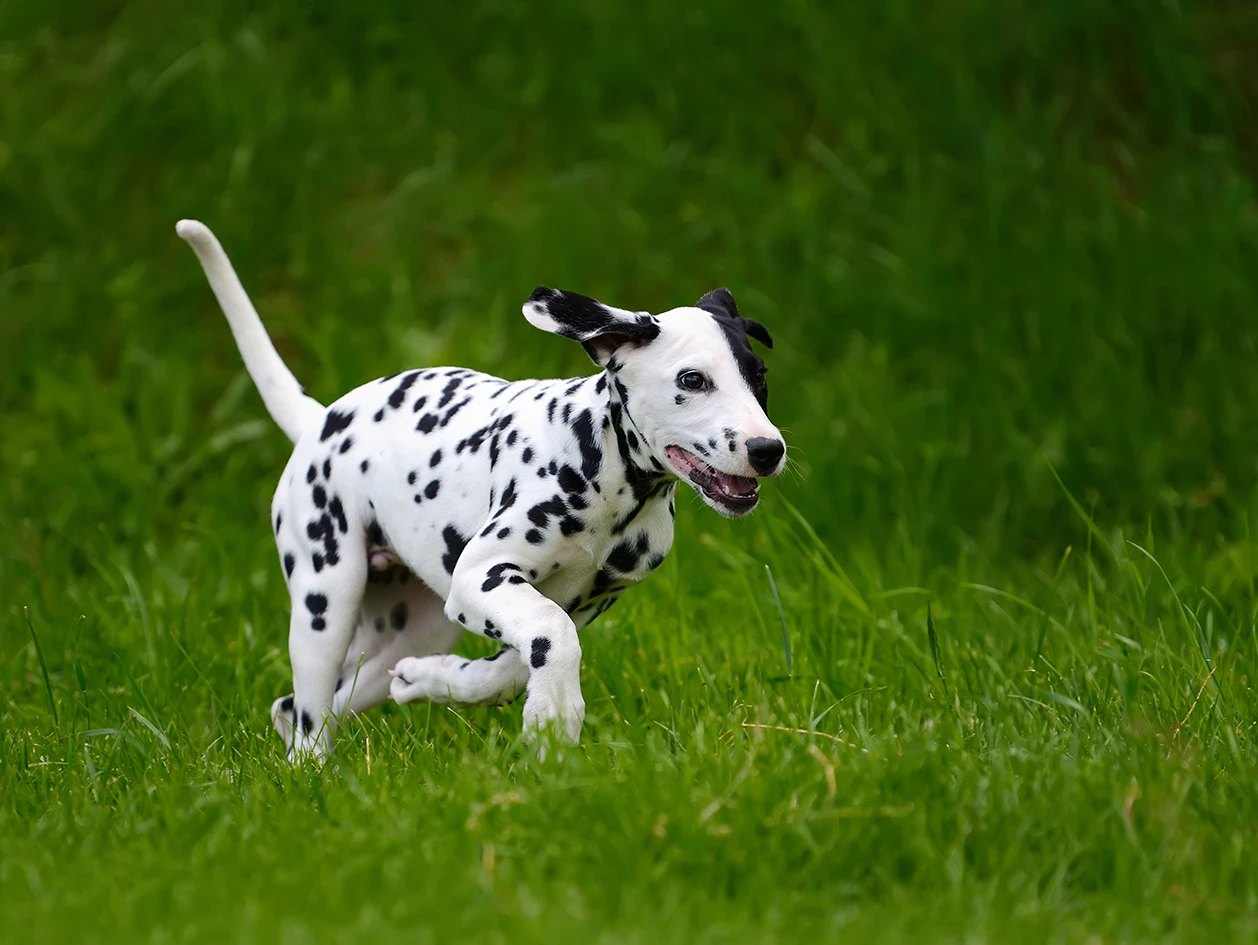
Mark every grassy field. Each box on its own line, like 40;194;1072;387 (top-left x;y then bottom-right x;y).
3;1;1258;941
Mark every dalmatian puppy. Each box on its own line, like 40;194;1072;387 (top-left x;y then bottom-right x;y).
176;219;786;759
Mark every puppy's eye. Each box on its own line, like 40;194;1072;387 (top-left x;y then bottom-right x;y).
677;371;708;392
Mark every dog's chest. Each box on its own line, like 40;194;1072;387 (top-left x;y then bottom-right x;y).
543;488;675;624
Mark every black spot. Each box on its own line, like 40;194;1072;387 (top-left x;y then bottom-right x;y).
425;480;441;500
527;495;568;528
441;396;472;427
328;495;348;534
648;553;666;570
274;513;283;533
335;675;345;692
301;711;314;735
306;465;317;484
361;459;370;472
388;371;421;409
494;478;519;518
596;375;608;393
280;695;294;713
675;394;686;405
693;441;710;457
429;449;443;468
390;601;408;629
607;534;650;573
509;382;538;404
323;458;332;479
417;413;438;434
313;485;327;508
320;409;355;442
489;435;501;468
557;464;586;495
283;553;296;578
313;552;325;572
559;516;584;536
507;430;518;447
497;527;511;539
571;410;602;481
562;403;573;424
437;376;462;408
306;592;328;614
408;471;418;485
547;398;557;423
708;437;718;451
340;437;354;454
526;529;544;544
442;525;469;575
412;396;428;413
530;637;552;669
482;562;523;592
414;494;423;504
366;520;385;546
374;409;385;422
460;661;470;670
306;514;340;568
627;430;639;450
522;447;534;464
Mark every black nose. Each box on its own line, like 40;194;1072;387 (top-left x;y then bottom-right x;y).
745;437;784;475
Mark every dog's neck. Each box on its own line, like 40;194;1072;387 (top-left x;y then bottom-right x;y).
566;367;673;532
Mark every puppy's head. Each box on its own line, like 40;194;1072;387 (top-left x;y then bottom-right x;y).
524;286;784;517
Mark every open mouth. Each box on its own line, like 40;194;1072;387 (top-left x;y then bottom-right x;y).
664;445;759;513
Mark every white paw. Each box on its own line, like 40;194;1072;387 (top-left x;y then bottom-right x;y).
522;689;585;746
389;654;463;704
287;733;330;766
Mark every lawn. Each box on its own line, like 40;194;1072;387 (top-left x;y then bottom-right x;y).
3;1;1258;942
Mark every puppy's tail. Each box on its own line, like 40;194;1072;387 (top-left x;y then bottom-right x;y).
176;220;324;443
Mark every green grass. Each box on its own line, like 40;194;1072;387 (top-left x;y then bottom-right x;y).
4;1;1258;941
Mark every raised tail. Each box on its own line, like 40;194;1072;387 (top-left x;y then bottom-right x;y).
176;220;324;443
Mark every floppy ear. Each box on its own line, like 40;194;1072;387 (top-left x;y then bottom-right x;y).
524;286;660;365
696;287;773;349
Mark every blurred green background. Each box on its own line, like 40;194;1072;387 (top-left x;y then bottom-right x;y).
3;2;1258;942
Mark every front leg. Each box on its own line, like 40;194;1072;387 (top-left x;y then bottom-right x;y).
444;549;585;745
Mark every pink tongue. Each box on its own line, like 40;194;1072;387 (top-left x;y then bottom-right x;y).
713;470;757;496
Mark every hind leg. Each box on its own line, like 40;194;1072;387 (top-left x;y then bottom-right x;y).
389;645;529;706
272;568;462;751
286;570;365;759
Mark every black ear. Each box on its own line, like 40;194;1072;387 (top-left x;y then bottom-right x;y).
741;318;773;349
696;287;773;349
523;286;660;365
695;287;740;320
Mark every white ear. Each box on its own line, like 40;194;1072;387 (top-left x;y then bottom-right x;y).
523;286;660;364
